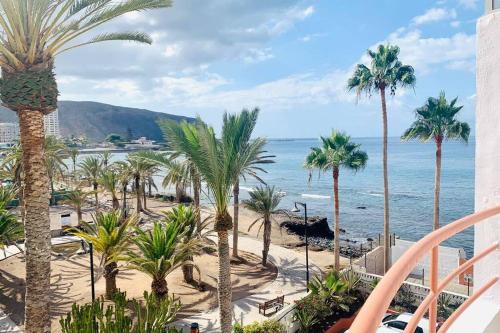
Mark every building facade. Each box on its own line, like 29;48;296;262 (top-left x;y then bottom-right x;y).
43;109;60;138
0;122;19;143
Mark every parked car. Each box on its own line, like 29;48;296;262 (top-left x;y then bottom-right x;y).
346;313;430;333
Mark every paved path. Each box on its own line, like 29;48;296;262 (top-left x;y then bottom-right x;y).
172;235;321;332
0;236;82;333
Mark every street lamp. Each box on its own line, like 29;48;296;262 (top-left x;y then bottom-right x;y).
291;201;309;292
81;239;96;302
464;274;473;296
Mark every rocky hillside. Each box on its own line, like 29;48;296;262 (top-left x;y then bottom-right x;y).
0;101;193;142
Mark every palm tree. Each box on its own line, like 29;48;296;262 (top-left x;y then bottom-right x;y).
0;186;23;250
223;108;274;258
68;148;79;176
138;151;202;224
99;151;113;169
164;205;212;283
71;211;137;299
126;217;201;298
0;1;172;329
99;169;120;210
243;185;283;266
402;92;470;230
115;162;134;217
44;136;68;204
160;118;241;333
305;131;368;270
79;156;102;209
125;153;157;213
347;44;415;272
61;186;93;226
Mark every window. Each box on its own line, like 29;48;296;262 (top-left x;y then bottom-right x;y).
495;0;500;10
385;321;423;333
386;321;407;330
382;314;400;323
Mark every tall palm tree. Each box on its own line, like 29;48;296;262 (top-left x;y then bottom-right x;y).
61;186;93;225
99;169;120;210
99;151;113;169
0;1;172;330
68;148;79;176
138;151;202;224
44;136;68;204
126;217;202;298
223;108;274;258
79;156;102;209
71;211;137;299
347;44;415;272
160;118;241;333
305;131;368;270
115;162;134;217
402;92;470;230
243;185;283;266
125;153;157;213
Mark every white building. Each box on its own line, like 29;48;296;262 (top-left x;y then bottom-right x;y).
0;122;19;143
43;109;60;138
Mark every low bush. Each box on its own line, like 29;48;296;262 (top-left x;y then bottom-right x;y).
60;291;182;333
233;320;285;333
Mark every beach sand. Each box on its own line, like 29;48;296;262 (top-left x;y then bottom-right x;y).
0;193;348;331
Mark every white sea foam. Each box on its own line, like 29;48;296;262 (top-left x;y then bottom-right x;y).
301;193;330;199
239;186;255;192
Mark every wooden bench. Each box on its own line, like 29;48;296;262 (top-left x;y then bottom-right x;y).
258;295;284;316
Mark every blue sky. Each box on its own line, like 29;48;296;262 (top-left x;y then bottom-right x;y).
56;0;481;138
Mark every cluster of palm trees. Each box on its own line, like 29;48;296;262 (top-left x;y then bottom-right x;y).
305;44;470;274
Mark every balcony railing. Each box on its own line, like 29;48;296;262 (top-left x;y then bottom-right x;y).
348;205;500;333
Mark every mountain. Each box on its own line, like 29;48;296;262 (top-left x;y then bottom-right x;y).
0;101;194;142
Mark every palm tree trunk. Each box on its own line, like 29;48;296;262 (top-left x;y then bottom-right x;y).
104;261;118;299
217;229;233;333
122;183;127;215
142;181;147;210
93;182;99;211
49;175;55;206
77;206;82;226
380;86;391;273
151;277;168;298
112;195;120;210
262;216;271;266
193;176;201;228
19;110;51;333
148;181;152;197
135;175;142;212
232;180;239;257
434;137;442;230
333;167;340;271
182;256;194;283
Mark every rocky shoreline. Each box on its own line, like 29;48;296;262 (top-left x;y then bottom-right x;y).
278;212;375;258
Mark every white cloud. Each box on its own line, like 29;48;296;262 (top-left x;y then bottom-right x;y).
377;29;476;74
450;20;461;28
163;44;181;58
242;48;274;63
412;8;457;25
458;0;479;9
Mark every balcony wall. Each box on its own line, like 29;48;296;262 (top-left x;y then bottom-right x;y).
475;9;500;304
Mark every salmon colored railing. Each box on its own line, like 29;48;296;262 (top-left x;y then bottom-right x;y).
348;205;500;333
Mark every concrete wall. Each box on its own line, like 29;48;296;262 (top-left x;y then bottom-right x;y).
354;246;385;276
391;239;464;283
475;11;500;303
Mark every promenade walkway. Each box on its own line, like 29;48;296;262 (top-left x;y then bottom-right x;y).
172;235;321;332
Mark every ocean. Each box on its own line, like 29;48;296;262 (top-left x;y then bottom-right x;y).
237;137;475;256
85;137;475;256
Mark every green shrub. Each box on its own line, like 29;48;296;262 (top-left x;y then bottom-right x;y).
59;291;182;333
232;320;285;333
294;294;331;320
293;307;319;333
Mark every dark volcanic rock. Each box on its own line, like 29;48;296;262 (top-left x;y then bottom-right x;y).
280;214;334;239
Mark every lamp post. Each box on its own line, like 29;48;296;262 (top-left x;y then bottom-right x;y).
464;274;473;296
291;201;309;292
81;239;96;302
